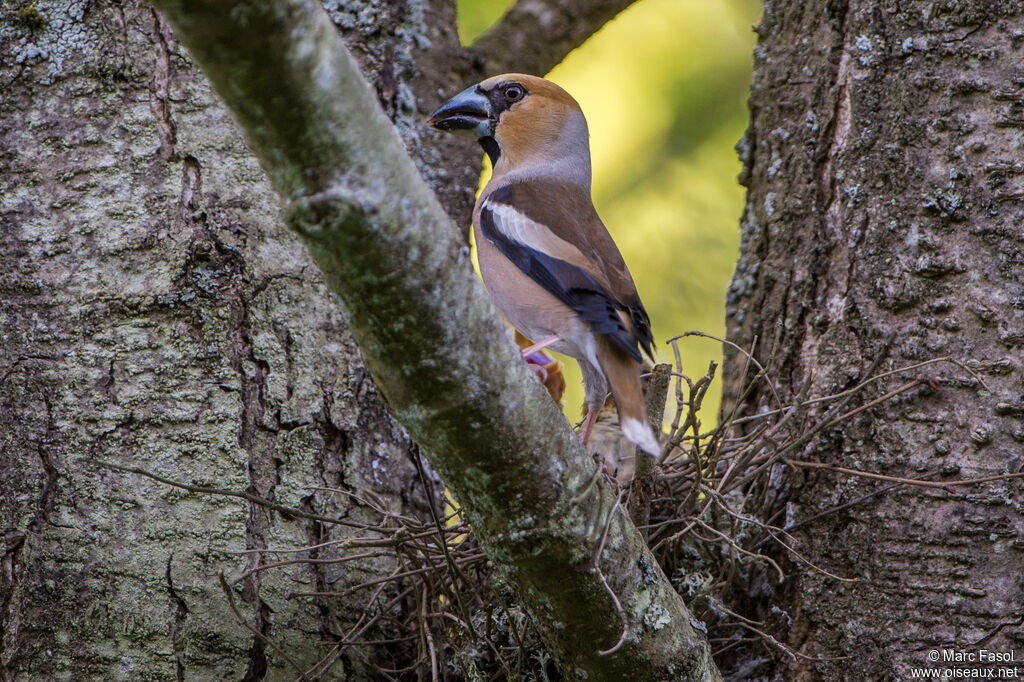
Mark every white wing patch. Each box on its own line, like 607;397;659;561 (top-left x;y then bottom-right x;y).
485;202;544;249
484;201;578;260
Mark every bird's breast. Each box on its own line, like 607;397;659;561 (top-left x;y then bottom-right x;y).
473;221;593;363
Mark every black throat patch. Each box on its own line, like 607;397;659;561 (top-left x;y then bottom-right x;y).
479;136;500;166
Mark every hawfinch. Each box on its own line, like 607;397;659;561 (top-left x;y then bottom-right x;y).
586;397;638;485
429;74;660;456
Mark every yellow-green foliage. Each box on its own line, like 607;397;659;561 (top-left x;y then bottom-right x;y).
459;0;760;420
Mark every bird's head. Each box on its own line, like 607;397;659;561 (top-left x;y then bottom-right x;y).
429;74;588;175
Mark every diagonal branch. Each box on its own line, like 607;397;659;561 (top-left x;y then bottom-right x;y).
146;0;717;678
470;0;642;76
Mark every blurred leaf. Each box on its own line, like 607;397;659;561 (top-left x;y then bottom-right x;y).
457;0;514;44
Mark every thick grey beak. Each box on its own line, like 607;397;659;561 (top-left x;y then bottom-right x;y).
428;85;493;136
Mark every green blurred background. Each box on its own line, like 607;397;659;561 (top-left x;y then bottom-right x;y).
459;0;760;421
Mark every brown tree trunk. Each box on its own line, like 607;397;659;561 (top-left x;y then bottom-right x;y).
725;0;1024;678
0;1;474;677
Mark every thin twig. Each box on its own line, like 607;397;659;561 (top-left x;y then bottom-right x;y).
90;459;372;529
217;569;310;679
785;460;1024;489
596;491;629;656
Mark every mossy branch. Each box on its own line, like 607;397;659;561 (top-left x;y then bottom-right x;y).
145;0;718;678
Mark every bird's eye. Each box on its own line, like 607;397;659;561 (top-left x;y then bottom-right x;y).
504;85;524;102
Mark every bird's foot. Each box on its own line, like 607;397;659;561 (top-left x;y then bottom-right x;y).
520;334;561;359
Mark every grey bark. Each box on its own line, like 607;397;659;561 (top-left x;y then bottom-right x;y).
725;0;1024;678
1;1;460;678
1;0;708;680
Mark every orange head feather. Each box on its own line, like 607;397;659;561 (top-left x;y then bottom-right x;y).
429;74;589;174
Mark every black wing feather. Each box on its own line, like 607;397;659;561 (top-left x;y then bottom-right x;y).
630;306;654;362
480;204;645;363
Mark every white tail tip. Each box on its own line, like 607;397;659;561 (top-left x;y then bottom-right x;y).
621;418;660;456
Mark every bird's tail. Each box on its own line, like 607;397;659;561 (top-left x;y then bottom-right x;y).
595;337;660;456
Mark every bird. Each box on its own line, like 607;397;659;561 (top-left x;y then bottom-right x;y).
428;73;660;456
515;330;566;406
585;396;638;485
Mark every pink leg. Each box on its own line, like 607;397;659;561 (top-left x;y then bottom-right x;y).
520;334;561;357
579;408;598;446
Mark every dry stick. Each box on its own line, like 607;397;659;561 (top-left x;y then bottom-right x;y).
691;518;784;583
306;588;380;680
714;405;798;497
630;363;672;537
678;363;717;514
696;328;786;497
718;379;913;498
712;327;897;491
221;523;472;556
718;334;896;496
771;477;925;541
733;376;925;509
668;339;687;441
664;365;714;452
705;490;855;583
968;611;1024;648
716;513;740;594
651;360;914;549
231;552;390;584
819;379;921;431
351;646;412;678
699;354;987;437
289;552;487;600
646;344;994;660
306;585;417;680
398;551;431;680
395;543;444;676
91;460;373;530
217;569;311;680
667;350;729;501
784;461;1024;489
664;363;715;462
707;597;849;663
748;470;943;553
217;538;383;556
339;582;414;659
660;343;717;521
336;534;436;550
712;635;757;658
595;490;629;656
649;495;715;552
671;328;783;410
421;582;439;681
308;484;397;516
310;484;465;529
410;448;481;641
700;333;762;464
